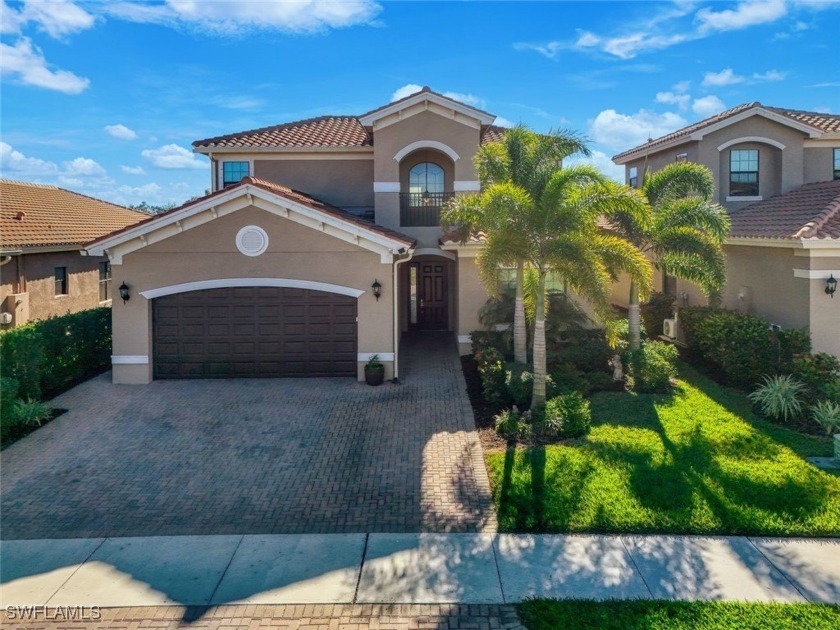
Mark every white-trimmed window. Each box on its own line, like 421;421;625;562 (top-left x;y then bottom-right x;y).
675;152;688;162
729;149;759;196
222;161;249;187
628;166;638;188
834;148;840;180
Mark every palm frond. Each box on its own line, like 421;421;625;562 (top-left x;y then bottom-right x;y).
643;161;715;205
652;197;730;244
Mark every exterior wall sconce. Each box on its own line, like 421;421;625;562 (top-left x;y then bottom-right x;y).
118;282;130;303
371;279;382;301
826;274;837;299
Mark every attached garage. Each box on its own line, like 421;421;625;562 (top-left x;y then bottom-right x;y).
152;286;357;378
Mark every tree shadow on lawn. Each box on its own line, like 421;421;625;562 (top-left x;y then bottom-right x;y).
495;375;838;535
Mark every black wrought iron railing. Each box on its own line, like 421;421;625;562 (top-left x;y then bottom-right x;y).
399;192;455;227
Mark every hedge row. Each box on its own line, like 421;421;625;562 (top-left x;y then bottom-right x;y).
0;307;112;400
678;307;810;387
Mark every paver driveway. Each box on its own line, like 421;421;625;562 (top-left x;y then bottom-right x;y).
0;333;496;539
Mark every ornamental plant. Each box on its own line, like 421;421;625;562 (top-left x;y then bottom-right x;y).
748;375;806;422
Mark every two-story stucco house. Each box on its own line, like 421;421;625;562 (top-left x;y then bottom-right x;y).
86;88;509;383
611;103;840;358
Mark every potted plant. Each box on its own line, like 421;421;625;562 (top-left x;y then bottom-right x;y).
364;354;385;386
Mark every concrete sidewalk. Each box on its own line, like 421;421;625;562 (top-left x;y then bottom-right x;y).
2;534;839;607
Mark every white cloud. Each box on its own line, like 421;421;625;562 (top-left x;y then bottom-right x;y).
493;116;515;128
599;32;689;59
104;0;383;35
105;124;138;140
567;149;625;183
672;80;691;93
1;1;25;34
692;95;727;118
696;0;787;33
655;91;690;110
120;165;145;175
21;0;96;38
391;83;423;102
0;141;59;176
0;37;90;94
442;91;486;109
513;41;563;60
702;68;744;87
752;69;786;81
62;156;106;176
141;144;207;169
810;81;840;88
589;109;688;151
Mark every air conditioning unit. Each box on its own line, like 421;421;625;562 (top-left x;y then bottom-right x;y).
663;318;678;340
0;312;12;325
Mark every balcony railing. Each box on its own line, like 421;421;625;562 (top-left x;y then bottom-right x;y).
399;192;455;227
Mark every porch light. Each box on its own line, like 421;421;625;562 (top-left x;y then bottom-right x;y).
118;282;130;304
372;279;382;301
826;274;837;299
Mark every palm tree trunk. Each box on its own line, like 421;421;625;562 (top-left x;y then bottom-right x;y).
513;260;527;363
530;269;547;409
628;280;641;351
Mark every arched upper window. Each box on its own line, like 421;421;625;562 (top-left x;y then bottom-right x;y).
409;162;444;195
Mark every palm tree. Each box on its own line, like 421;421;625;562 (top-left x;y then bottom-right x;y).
512;166;653;407
442;126;589;363
606;161;730;350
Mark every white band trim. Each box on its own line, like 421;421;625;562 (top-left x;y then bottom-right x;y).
793;269;840;279
453;180;480;192
717;136;786;151
141;278;365;300
394;141;460;163
457;335;472;344
112;355;149;365
373;182;400;193
358;353;395;362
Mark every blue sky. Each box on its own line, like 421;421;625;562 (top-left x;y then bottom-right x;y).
1;0;838;207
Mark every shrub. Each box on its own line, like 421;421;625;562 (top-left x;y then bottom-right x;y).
1;377;20;439
11;398;52;427
548;362;589;395
494;407;522;440
810;401;840;435
535;392;592;439
471;330;508;357
640;292;675;339
548;334;613;374
584;370;619;394
792;353;840;405
748;375;806;422
0;308;111;400
505;362;557;410
628;341;678;393
475;346;508;405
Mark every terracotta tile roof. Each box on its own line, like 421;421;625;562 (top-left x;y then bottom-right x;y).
728;179;840;240
480;125;508;144
358;85;496;120
193;116;372;149
613;103;840;162
86;176;416;249
440;229;486;245
0;180;146;250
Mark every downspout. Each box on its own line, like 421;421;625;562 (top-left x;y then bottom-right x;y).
391;247;415;384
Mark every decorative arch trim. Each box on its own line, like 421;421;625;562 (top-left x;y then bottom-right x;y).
140;278;365;300
394;141;460;163
716;136;786;152
412;247;457;261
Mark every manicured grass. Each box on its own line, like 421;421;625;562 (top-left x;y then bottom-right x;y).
486;363;840;535
519;599;840;630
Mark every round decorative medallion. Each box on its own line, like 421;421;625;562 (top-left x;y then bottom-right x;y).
235;225;269;257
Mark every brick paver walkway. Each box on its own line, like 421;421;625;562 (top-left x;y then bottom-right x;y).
1;604;526;630
1;333;496;539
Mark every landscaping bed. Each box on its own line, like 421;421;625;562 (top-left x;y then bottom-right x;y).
0;408;67;450
519;599;840;630
479;362;839;536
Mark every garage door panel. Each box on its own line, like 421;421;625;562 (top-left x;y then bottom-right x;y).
153;286;357;379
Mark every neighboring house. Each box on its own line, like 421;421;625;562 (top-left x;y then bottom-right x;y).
611;102;840;358
85;88;509;383
0;180;147;328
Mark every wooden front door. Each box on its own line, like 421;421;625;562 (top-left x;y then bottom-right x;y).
417;262;448;330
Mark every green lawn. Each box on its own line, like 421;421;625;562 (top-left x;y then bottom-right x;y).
486;363;840;535
519;600;840;630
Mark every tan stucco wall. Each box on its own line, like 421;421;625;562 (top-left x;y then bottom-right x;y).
803;146;839;184
455;254;491;354
254;159;374;210
803;254;840;357
111;206;395;383
0;251;109;326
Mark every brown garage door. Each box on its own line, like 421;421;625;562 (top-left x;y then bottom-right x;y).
153;286;357;379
